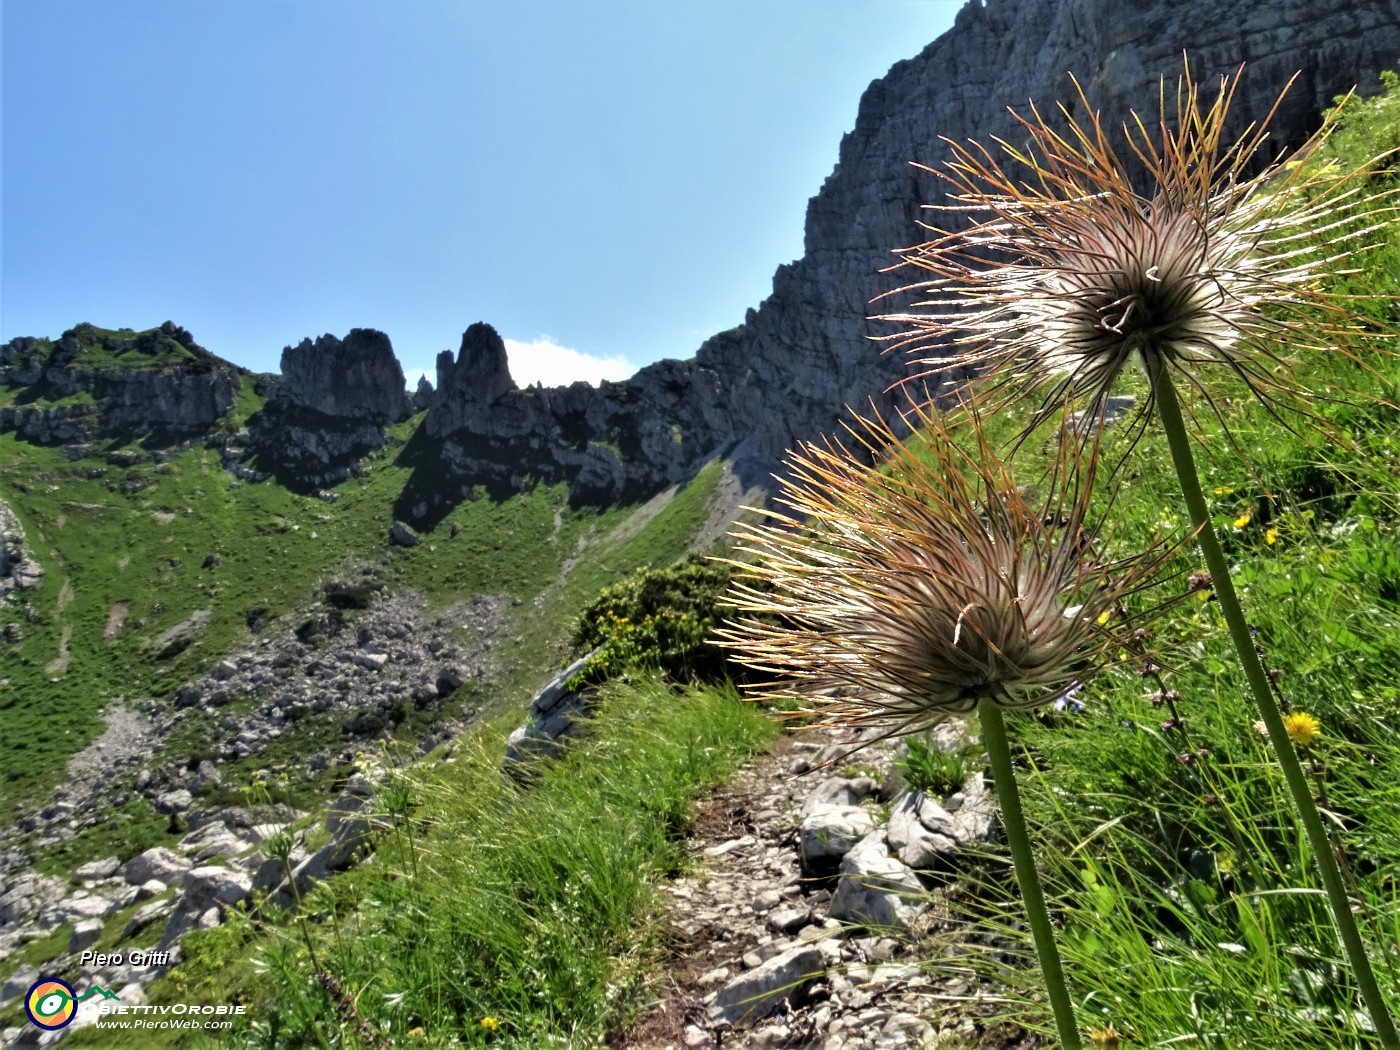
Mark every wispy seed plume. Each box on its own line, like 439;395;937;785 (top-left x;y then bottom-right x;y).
879;61;1395;439
715;405;1170;733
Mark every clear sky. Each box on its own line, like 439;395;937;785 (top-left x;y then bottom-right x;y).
2;1;959;388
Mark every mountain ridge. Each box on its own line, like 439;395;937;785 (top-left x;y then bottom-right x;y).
7;1;1399;511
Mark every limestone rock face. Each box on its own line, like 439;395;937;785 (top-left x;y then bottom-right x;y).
420;0;1400;504
411;374;435;412
0;499;44;604
279;329;411;425
245;327;413;489
688;0;1400;487
0;321;238;444
431;322;516;424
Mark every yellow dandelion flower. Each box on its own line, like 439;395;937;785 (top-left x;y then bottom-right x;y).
481;1015;501;1032
1232;510;1252;530
1265;526;1278;545
1284;712;1322;747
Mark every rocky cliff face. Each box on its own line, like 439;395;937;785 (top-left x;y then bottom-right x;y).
417;323;713;504
415;0;1400;509
279;330;412;425
0;498;44;606
244;329;414;491
0;322;239;446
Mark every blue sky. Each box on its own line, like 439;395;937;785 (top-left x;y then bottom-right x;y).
2;1;958;387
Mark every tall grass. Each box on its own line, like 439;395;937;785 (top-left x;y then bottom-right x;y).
159;678;777;1050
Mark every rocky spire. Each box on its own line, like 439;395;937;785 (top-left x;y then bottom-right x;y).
429;323;517;431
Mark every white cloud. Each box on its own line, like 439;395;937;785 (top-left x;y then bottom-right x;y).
503;336;633;388
402;337;631;393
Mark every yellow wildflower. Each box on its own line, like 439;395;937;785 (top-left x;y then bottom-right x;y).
1265;526;1278;545
1088;1024;1123;1049
407;1028;425;1039
1232;510;1252;530
481;1016;501;1032
1284;712;1322;747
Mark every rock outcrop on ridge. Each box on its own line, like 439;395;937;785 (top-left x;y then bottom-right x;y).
278;329;413;425
411;0;1400;510
244;328;414;490
0;322;239;446
413;322;710;508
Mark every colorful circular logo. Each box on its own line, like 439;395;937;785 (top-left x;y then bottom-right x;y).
25;977;77;1030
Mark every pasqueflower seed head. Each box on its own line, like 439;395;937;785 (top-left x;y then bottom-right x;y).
714;405;1171;732
878;60;1395;441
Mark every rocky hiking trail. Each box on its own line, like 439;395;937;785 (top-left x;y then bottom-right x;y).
618;723;1042;1050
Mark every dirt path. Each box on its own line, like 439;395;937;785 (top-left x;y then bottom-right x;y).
602;483;680;548
614;725;1041;1050
691;459;768;554
103;600;131;643
45;624;72;674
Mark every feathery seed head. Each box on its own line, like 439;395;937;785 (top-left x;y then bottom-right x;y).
880;60;1395;437
715;405;1169;732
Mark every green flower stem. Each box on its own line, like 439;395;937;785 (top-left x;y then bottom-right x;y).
1152;366;1399;1048
978;701;1082;1050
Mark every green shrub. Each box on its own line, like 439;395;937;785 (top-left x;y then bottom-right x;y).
567;555;735;686
896;734;976;798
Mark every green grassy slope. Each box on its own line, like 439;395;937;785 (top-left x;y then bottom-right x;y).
0;392;726;829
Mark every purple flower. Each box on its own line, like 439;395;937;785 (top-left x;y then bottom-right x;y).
1053;682;1085;713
